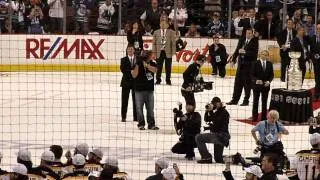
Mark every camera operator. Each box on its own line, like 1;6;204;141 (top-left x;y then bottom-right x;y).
171;103;201;160
196;97;230;164
132;50;159;130
309;112;320;134
251;110;289;159
181;55;206;106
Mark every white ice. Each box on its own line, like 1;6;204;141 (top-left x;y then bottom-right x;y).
0;72;317;179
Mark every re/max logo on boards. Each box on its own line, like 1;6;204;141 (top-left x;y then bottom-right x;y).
26;37;105;60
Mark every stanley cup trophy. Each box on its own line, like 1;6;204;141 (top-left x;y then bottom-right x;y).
287;51;302;90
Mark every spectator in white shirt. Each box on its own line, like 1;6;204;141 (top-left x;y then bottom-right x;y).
97;0;115;34
11;0;26;33
48;0;64;34
168;0;187;35
233;7;245;38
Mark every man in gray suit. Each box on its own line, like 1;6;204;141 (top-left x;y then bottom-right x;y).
153;20;176;85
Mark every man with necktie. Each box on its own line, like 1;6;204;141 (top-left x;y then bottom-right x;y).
120;44;137;122
227;29;259;106
290;27;310;83
238;8;258;37
251;50;274;122
309;24;320;100
277;19;297;82
153;20;176;85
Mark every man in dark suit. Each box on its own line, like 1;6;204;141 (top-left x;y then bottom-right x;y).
255;11;277;40
290;27;310;82
251;50;274;122
227;29;259;106
309;24;320;100
120;44;137;122
277;19;297;82
238;8;258;37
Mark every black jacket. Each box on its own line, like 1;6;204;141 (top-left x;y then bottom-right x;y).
277;28;297;51
261;170;277;180
238;17;258;36
120;56;135;88
182;63;200;89
232;37;259;68
255;19;277;39
209;43;228;65
176;112;201;146
290;36;310;67
146;173;163;180
309;35;320;63
251;60;274;90
127;31;144;53
204;106;229;133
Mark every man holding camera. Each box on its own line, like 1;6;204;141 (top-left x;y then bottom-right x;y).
171;103;201;160
251;110;289;158
181;55;206;106
196;97;230;164
131;50;159;130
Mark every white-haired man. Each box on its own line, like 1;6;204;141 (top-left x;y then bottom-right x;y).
146;157;169;180
251;110;289;157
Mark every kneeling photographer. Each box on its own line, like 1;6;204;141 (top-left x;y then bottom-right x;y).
181;55;213;106
196;97;230;164
171;103;201;160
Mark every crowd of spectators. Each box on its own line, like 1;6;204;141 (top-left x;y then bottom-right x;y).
0;0;317;37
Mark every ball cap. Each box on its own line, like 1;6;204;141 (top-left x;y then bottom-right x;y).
91;148;103;159
244;165;263;178
12;163;28;175
155;156;169;169
161;167;176;180
41;150;55;162
100;156;118;167
211;96;221;104
310;133;320;145
72;154;86;166
75;143;89;156
17;149;31;162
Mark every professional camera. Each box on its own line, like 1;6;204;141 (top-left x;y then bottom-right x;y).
172;102;183;117
224;152;246;166
205;103;214;111
192;77;213;93
308;112;320;126
173;102;184;135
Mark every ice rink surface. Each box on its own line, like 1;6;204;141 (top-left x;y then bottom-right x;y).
0;72;317;179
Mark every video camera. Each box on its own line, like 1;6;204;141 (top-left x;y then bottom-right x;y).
308;112;320;126
172;102;183;117
173;102;183;135
192;77;213;93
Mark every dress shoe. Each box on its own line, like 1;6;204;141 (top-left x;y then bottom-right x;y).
226;100;238;105
197;158;212;164
133;119;138;122
166;80;172;85
240;102;249;106
138;126;145;130
121;119;126;122
155;81;161;85
148;126;159;130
